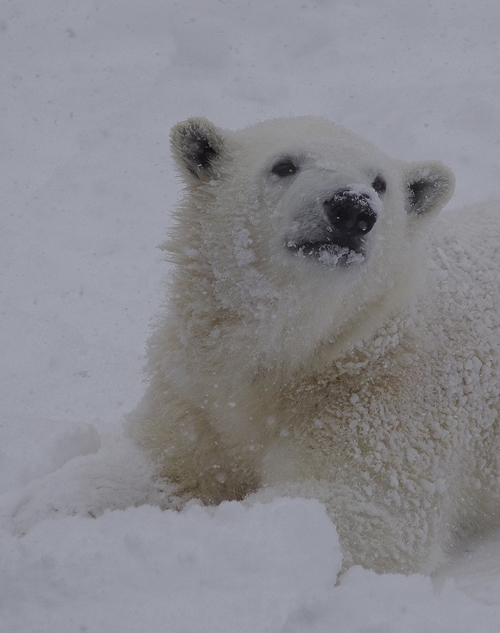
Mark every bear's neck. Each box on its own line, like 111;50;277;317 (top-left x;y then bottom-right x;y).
163;299;412;412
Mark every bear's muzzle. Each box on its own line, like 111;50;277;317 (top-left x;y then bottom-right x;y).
285;188;378;266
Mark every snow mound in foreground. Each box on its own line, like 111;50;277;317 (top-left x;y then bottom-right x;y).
2;496;500;633
2;423;500;632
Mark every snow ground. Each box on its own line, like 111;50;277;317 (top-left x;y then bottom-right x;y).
2;0;500;630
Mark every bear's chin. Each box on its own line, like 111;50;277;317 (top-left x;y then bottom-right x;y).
286;241;366;267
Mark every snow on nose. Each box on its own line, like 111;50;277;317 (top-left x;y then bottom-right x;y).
323;188;378;238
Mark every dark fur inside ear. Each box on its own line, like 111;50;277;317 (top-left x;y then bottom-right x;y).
170;118;226;181
405;161;455;217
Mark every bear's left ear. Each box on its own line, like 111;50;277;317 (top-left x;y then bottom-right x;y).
405;161;455;218
170;117;227;183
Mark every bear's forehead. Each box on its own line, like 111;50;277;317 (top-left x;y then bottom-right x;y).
235;117;392;168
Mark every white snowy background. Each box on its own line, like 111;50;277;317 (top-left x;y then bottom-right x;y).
2;1;500;631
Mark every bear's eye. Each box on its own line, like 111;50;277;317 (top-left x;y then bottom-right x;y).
271;159;298;178
372;175;387;194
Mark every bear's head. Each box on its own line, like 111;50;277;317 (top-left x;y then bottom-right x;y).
164;117;454;378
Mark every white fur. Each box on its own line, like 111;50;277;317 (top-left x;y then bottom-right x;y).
129;117;500;574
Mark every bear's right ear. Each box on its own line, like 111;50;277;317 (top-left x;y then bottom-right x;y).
170;118;227;183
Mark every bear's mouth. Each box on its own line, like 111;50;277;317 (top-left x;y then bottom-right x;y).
285;239;366;267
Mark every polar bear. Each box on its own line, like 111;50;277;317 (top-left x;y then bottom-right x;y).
129;116;500;574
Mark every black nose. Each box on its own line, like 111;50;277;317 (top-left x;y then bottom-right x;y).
323;190;378;238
